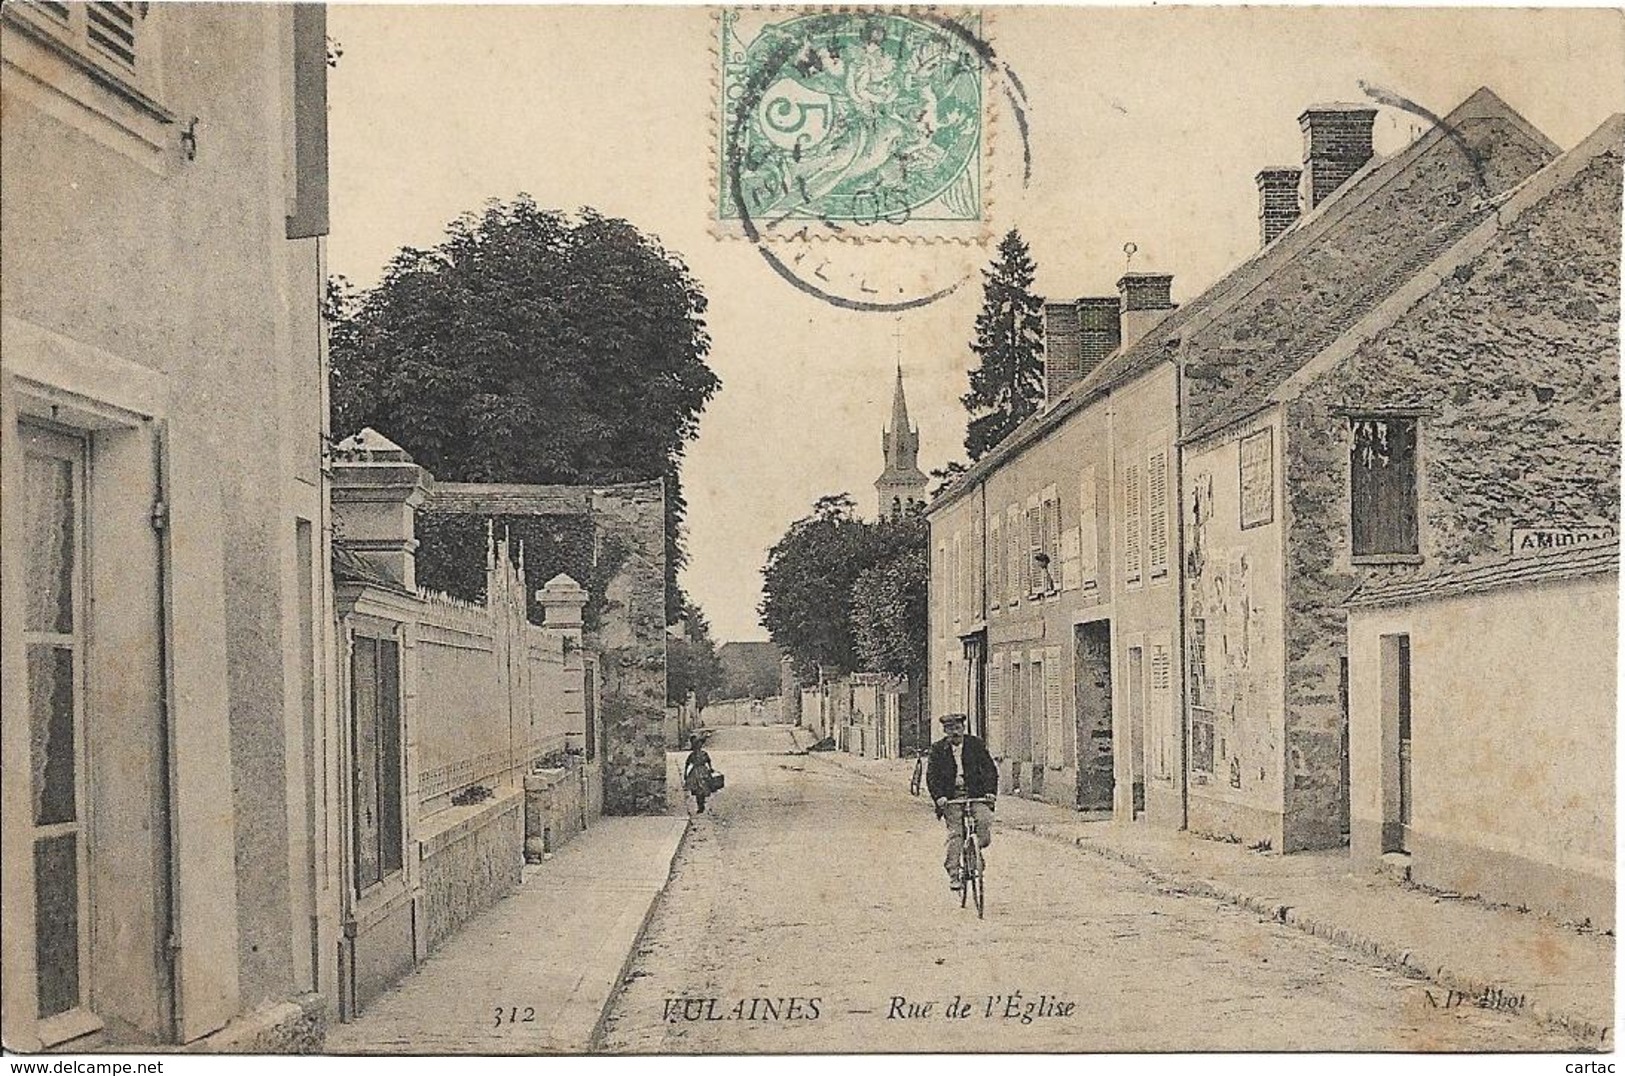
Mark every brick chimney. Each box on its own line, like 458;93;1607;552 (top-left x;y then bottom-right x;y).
1118;273;1176;350
1077;297;1122;377
331;427;432;590
1299;105;1377;211
1042;301;1082;402
1256;166;1302;246
1044;297;1123;402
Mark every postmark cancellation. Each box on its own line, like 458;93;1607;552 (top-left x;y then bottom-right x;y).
714;7;991;243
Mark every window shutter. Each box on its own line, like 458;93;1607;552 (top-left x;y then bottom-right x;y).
1351;419;1419;556
988;515;1001;608
1079;466;1099;590
1026;504;1042;595
988;658;1004;755
86;2;138;68
1002;506;1016;605
1123;462;1143;586
1147;448;1169;580
1149;639;1173;779
1044;646;1064;768
1043;492;1061;591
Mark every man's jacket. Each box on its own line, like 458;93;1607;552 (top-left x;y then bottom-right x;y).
926;734;999;802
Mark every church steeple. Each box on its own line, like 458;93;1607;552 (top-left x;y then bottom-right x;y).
876;363;928;519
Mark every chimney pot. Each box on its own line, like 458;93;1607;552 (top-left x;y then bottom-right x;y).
1299;105;1377;210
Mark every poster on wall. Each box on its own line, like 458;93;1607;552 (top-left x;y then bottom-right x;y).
1239;427;1274;530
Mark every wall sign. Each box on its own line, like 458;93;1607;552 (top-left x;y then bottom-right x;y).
1511;526;1615;555
1238;427;1274;530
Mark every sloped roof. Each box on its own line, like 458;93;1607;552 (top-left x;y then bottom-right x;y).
1178;87;1558;443
332;543;409;592
1346;539;1618;609
929;87;1559;512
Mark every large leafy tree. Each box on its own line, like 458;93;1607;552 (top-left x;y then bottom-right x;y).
759;495;925;680
850;517;928;678
962;228;1045;461
329;197;720;623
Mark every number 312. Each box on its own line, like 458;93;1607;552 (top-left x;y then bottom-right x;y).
494;1006;536;1026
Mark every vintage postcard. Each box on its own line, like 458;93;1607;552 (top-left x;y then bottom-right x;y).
1;2;1621;1068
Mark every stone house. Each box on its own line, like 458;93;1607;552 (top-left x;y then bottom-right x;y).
929;269;1185;824
1176;95;1620;852
926;87;1619;853
1345;539;1616;930
2;3;334;1049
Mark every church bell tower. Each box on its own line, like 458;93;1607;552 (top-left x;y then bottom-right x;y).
875;365;928;519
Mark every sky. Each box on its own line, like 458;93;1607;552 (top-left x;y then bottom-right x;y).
326;4;1625;642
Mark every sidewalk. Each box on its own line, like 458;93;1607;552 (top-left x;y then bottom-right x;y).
323;815;689;1055
816;748;1614;1047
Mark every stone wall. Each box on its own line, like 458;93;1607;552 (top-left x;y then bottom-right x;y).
418;791;525;954
589;482;670;814
1282;139;1621;851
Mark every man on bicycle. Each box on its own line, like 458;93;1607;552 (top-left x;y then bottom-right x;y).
926;713;998;892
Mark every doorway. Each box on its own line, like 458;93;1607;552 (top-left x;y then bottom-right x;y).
1126;644;1145;818
1380;634;1412;853
1074;621;1114;810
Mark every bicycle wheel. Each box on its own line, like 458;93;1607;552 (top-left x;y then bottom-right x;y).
910;758;923;796
972;850;985;919
959;818;976;910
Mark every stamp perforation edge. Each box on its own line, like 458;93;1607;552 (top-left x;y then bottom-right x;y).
707;5;1000;247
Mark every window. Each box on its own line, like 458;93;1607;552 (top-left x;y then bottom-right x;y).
5;2;164;96
351;634;404;893
1025;501;1043;597
1040;487;1061;594
3;1;174;162
23;424;93;1036
1350;418;1419;558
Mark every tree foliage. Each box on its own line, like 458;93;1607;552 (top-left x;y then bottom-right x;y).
328;197;720;623
758;494;926;680
929;461;968;499
850;539;928;678
668;601;724;709
961;228;1045;461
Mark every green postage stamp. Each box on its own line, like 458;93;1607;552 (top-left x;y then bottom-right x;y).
715;8;988;241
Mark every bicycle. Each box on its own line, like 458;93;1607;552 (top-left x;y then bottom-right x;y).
942;795;994;918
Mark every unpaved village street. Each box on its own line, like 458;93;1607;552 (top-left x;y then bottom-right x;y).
600;726;1585;1053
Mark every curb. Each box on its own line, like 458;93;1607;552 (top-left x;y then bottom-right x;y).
587;817;693;1052
1005;822;1612;1049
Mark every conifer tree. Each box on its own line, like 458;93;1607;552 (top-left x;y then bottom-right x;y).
961;229;1045;461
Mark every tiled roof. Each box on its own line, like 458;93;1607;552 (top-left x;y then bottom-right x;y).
1177;88;1558;444
1346;539;1618;609
929;87;1558;513
423;482;592;516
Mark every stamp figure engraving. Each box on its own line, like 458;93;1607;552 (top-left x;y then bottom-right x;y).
718;9;984;232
